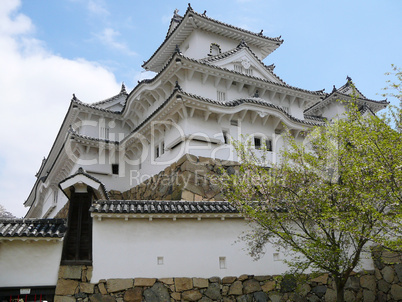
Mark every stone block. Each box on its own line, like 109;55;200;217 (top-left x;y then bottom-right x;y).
208;276;221;283
238;274;249;281
89;294;116;302
204;283;221;300
261;281;276;292
310;273;328;284
360;275;376;292
54;296;76;302
158;278;174;285
395;264;402;282
98;282;108;295
298;284;310;297
222;276;237;284
324;289;336;302
143;283;170;302
253;291;268;302
55;279;79;295
184;182;204;196
344;290;355;302
311;285;327;298
106;279;133;293
382;250;402;264
181;190;194;201
194;194;203;201
134;278;156;287
229;280;243;295
268;292;281;302
175;278;193;292
171;292;181;301
124;288;142;302
363;289;376;302
381;266;395;283
86;267;93;282
243;279;261;294
193;278;208;288
80;283;94;294
391;284;402;300
254;276;270;282
345;276;360;291
198;156;215;165
378;279;391;293
59;265;82;280
181;290;202;301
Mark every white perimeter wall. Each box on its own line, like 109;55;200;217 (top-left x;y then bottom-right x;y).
92;218;375;282
92;218;289;282
0;240;63;287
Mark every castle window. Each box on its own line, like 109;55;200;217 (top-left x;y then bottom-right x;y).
254;137;262;149
112;164;119;175
230;119;239;126
100;127;109;139
254;136;272;151
210;43;221;56
219;257;227;269
234;64;243;73
217;91;226;101
154;140;165;159
222;130;229;144
245;68;253;76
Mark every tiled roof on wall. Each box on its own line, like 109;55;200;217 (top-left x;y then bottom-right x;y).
90;200;239;214
0;219;67;239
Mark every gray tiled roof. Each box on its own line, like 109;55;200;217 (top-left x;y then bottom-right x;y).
0;219;67;239
90;200;239;214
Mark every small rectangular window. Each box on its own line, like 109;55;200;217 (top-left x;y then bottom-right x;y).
155;146;160;159
266;139;272;151
112;164;119;175
219;257;227;269
100;127;110;139
222;131;229;144
157;256;164;265
217;91;226;101
161;141;165;155
234;65;243;73
254;137;261;149
230;119;239;126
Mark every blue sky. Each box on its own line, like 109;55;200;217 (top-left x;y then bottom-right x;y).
0;0;401;217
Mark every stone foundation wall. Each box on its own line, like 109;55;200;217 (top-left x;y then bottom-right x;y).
55;249;402;302
114;154;239;202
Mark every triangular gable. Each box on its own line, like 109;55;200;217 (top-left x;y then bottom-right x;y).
59;167;109;201
304;78;388;117
91;83;128;111
201;44;282;84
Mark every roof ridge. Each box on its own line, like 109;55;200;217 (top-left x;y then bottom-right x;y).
142;5;283;69
91;83;128;106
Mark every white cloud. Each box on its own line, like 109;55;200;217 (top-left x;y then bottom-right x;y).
95;27;137;56
0;0;121;217
87;0;109;16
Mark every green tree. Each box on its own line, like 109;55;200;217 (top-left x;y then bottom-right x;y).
220;98;402;302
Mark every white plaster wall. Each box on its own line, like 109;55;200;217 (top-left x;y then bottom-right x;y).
92;218;289;281
181;29;262;61
92;218;374;282
76;114;130;140
0;240;63;287
322;102;347;120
